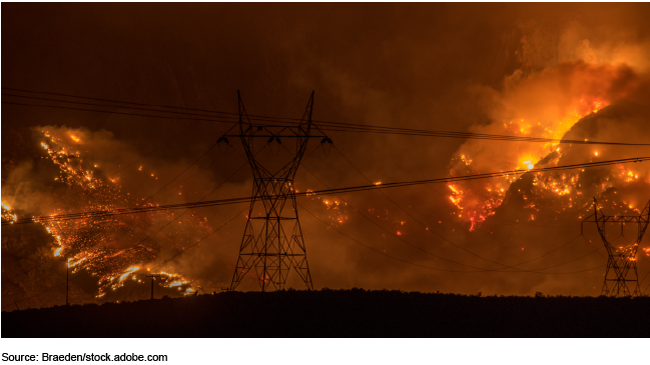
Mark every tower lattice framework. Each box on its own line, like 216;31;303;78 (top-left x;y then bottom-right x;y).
582;198;649;297
222;91;329;292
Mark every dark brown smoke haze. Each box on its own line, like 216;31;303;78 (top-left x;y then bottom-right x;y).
2;3;650;309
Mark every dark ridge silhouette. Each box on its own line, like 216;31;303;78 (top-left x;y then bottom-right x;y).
2;289;649;337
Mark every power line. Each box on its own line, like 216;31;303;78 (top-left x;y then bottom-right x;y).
1;100;246;126
331;132;580;228
2;87;244;117
28;119;206;218
300;203;605;275
125;152;250;254
1;257;54;282
6;156;648;225
301;159;602;274
154;144;234;196
2;187;246;310
331;143;597;262
4;90;650;146
299;152;515;272
149;207;247;272
298;144;604;274
143;141;219;201
2;211;602;312
300;163;499;272
330;145;518;270
1;129;232;287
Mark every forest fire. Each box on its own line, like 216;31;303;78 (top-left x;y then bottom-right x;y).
446;61;648;231
448;101;607;230
14;129;208;299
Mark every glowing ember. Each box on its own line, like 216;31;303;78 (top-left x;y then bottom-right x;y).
318;198;349;225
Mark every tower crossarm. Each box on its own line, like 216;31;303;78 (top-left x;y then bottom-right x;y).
602;216;642;223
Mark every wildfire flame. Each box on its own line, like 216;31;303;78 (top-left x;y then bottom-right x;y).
20;129;206;298
446;61;644;230
1;202;18;224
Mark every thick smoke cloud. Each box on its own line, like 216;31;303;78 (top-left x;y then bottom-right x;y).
3;4;650;309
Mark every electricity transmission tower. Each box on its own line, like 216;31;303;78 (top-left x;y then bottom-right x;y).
219;91;331;292
582;198;650;297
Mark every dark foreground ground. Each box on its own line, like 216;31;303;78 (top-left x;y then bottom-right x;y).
3;289;649;337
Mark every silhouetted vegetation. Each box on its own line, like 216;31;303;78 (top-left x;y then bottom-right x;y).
3;290;649;337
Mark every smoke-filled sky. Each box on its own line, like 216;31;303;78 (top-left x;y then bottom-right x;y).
2;3;650;307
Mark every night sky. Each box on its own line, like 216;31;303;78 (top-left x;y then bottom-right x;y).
3;3;650;309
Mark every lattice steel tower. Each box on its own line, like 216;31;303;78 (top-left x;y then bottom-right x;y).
583;198;649;297
220;91;330;292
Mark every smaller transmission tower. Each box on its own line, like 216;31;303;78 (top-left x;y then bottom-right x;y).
219;91;331;292
582;198;649;297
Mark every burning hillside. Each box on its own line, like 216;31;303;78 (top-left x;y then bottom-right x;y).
2;127;214;304
447;62;650;231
